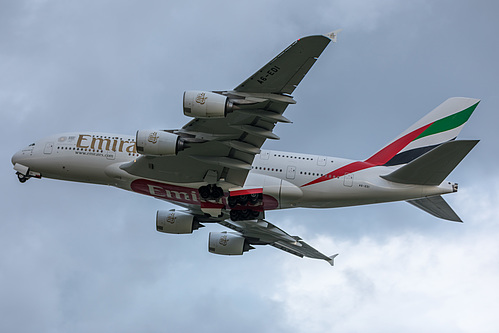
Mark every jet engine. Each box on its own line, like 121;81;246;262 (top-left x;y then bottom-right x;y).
183;91;234;118
136;130;185;156
156;209;203;234
208;231;252;255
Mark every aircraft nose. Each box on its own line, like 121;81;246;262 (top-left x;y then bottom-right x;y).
11;145;34;166
11;150;22;166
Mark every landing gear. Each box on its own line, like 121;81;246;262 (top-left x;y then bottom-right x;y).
228;193;263;209
198;184;224;200
228;192;264;221
249;193;260;205
230;208;262;221
16;172;29;183
198;184;264;221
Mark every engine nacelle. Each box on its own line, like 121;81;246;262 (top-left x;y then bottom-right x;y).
156;209;202;234
183;90;233;118
208;231;251;255
136;130;184;156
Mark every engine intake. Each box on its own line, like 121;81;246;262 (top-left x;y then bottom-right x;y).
208;231;252;255
156;209;203;234
183;91;233;118
136;130;184;156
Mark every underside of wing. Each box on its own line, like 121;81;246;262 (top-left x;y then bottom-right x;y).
234;34;334;95
219;218;338;266
121;33;337;188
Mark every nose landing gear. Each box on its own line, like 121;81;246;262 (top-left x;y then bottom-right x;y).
16;172;30;183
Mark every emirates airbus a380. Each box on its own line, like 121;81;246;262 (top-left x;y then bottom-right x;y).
11;31;479;265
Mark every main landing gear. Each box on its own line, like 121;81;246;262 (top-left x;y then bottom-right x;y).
228;193;263;221
197;184;264;221
198;184;224;200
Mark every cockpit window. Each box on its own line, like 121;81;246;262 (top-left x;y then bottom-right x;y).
29;143;35;146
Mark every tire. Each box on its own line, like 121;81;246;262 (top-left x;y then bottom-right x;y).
17;173;27;183
237;195;249;206
240;209;251;220
230;209;240;221
211;186;224;199
228;196;238;208
199;186;211;199
249;193;260;205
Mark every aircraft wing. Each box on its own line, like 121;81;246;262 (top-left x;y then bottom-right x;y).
121;32;337;186
219;218;338;265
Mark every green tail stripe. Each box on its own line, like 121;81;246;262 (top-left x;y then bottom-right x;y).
415;102;479;141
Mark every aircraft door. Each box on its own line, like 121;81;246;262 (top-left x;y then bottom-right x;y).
44;142;53;154
317;156;326;166
343;173;353;187
286;166;296;180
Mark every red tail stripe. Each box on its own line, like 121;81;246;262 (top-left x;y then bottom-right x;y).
302;123;433;187
365;123;432;165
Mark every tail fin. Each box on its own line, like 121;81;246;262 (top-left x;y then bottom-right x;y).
364;97;480;166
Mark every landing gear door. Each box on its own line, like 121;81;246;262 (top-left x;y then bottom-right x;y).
44;142;53;154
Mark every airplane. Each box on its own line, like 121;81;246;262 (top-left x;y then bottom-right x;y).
11;31;479;266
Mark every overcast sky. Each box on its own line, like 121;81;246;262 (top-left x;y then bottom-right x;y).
1;1;498;332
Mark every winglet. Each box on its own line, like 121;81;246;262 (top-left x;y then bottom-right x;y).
327;253;339;266
324;29;342;43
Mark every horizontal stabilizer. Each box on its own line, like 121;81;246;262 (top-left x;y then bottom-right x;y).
407;195;462;222
327;253;339;266
381;140;479;185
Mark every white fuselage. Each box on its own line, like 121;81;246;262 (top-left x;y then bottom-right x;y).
11;132;456;212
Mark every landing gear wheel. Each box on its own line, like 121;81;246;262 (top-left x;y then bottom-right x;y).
17;173;28;183
249;193;260;205
228;196;238;208
237;195;249;206
230;209;240;221
199;185;224;200
240;209;251;220
211;186;224;200
199;185;211;199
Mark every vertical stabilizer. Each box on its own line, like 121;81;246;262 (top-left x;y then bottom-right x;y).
365;97;479;166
